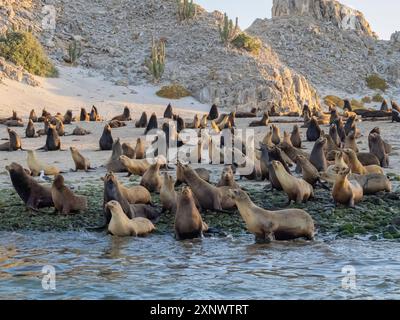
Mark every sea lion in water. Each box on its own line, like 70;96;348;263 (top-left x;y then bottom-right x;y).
228;189;314;242
216;165;240;188
0;128;22;151
119;155;150;176
207;104;219;121
175;187;206;240
306;117;321;142
164;103;174;119
70;147;91;172
72;126;91;136
134;138;145;159
272;161;314;204
249;112;269;127
106;201;155;237
332;167;363;207
80;108;89;121
90;106;101;121
144;113;158;134
290;125;302;148
140;158;163;193
29;109;38;122
344;149;384;175
135;112;148;128
63;110;73;124
6;162;54;210
310;137;327;172
99;124;113;151
122;143;135;159
160;173;178;213
112;106;131;121
106;138;126;172
368;133;389;168
26;150;60;176
25;119;36;138
51;175;87;214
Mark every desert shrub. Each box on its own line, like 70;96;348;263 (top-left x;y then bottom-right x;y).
145;38;166;83
0;31;57;77
177;0;196;21
231;32;261;54
324;95;344;108
156;84;191;99
372;93;384;103
219;13;239;45
67;39;82;65
361;96;372;104
366;74;388;91
350;99;365;110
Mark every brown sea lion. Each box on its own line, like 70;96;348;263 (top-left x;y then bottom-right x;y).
36;118;50;136
324;134;341;160
25;119;36;138
207;104;219;121
262;130;273;147
176;115;185;133
122;142;135;159
228;189;314;242
26;150;60;176
107;172;151;205
134;138;145;159
368;133;389;168
145;113;158;134
249;112;269;127
380;99;389;111
368;128;392;155
160;173;178;213
0;128;22;151
38;109;51;122
72;126;91;136
63;110;74;124
70;147;91;172
112;106;131;121
41;124;60;151
51;175;87;214
357;152;380;166
164;103;174;119
272;161;314;204
216;165;240;188
329;124;341;148
344;130;359;153
279;141;309;163
306;117;322;142
175;163;210;186
295;155;324;187
80;108;89;121
119;155;151;176
4;119;24;127
393;109;400;122
135;112;148;128
99;124;113;151
332;167;363;207
351;173;392;195
290;125;302;148
343;99;352;112
235;108;257;118
199;114;208;129
6;162;54;211
90;106;101;121
261;145;292;190
108;120;126;128
269;104;281;117
106;138;126;172
106;200;155;237
344;114;358;136
271;125;281;145
175;187;206;240
310;137;327;172
140;158;163;193
54;117;65;136
29;109;38;122
185;114;200;129
344;149;384;175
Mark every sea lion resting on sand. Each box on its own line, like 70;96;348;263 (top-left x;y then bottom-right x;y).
80;108;89;121
27;150;60;176
306;117;322;142
144;113;158;134
112;106;131;121
228;189;314;243
72;126;91;136
332;167;363;208
106;201;155;237
160;173;178;213
249;112;269;127
0;128;22;151
108;120;126;128
6;162;54;210
70;147;92;172
51;175;87;214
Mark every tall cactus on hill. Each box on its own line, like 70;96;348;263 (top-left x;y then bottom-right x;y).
177;0;197;21
219;13;239;45
145;38;166;83
68;39;82;65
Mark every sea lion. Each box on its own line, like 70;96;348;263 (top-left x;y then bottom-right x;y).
176;115;185;133
160;172;178;213
290;125;302;148
26;150;60;176
216;165;240;188
357;152;380;166
306;117;322;142
279;141;309;163
207;104;219;121
249;112;269;127
269;104;281;117
106;138;126;172
29;109;38;122
6;162;54;211
119;155;150;176
329;124;341;147
235;108;257;118
392;109;400;123
199;114;208;129
329;108;340;125
108;120;126;128
334;118;346;142
296;155;325;187
262;145;292;190
310;137;327;172
106;200;155;237
332;167;363;207
72;126;91;136
381;99;389;111
145;113;158;134
368;128;392;154
38;109;51;122
112;106;131;121
90;106;101;121
25;119;36;138
54;117;65;136
80;108;89;121
344;115;358;136
186;114;200;129
133;138;145;159
228;189;314;242
63;110;73;124
135;112;148;128
42;124;61;151
70;147;91;171
51;175;87;214
140;158;163;193
344;149;384;175
343;99;352;112
107;172;151;205
175;163;210;186
344;130;359;153
122;142;135;159
4;119;24;127
262;130;273;147
36;118;49;137
392;101;400;112
368;133;389;168
272;160;314;204
351;173;392;195
324;134;341;160
99;124;113;151
0;128;22;151
164;103;174;119
175;187;206;240
271;125;281;145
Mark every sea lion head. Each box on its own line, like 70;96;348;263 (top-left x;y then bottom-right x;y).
53;175;65;189
70;146;77;153
317;136;327;146
271;160;282;171
343;148;355;158
5;162;23;174
370;127;380;135
181;186;193;199
227;188;247;201
119;155;129;166
105;200;122;216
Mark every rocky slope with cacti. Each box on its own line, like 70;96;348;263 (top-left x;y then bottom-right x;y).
0;0;321;112
248;0;400;99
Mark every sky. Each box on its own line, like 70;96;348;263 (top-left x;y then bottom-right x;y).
195;0;399;40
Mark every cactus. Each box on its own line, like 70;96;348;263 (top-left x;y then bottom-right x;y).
68;39;82;65
145;38;166;83
177;0;197;21
219;13;239;45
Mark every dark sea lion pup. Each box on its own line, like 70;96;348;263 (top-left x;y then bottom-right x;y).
99;124;113;151
290;125;302;148
112;106;131;121
306;117;322;142
51;175;88;214
106;138;126;172
164;103;174;119
26;119;36;138
144;113;158;134
80;108;89;121
6;162;54;211
43;124;61;151
207;104;219;120
29;109;38;122
90;105;101;121
175;187;207;240
228;189;315;243
0;128;22;151
63;110;74;124
393;109;400;123
135;112;148;128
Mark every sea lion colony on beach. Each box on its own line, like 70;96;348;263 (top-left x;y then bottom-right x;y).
1;101;398;241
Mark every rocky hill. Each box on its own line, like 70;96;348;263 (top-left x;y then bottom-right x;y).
248;0;400;96
0;0;320;112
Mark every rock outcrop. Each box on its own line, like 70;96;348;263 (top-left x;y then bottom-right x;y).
0;57;39;86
